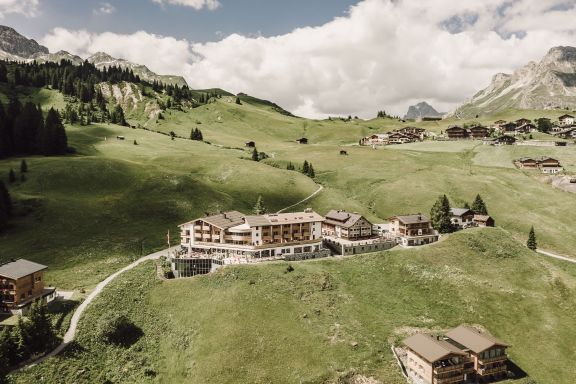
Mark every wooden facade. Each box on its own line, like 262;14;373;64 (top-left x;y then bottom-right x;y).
0;259;52;314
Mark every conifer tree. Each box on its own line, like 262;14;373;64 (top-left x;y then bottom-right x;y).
253;195;266;215
527;226;537;251
308;163;315;178
471;194;488;215
12;318;30;362
40;108;68;155
302;160;309;174
235;96;242;105
26;300;58;354
0;181;10;232
252;148;259;161
8;169;15;183
0;327;18;367
20;159;28;174
431;195;454;233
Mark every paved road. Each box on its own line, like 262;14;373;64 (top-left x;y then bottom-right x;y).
277;184;324;213
536;249;576;264
25;246;179;369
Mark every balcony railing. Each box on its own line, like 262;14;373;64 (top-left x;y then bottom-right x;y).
478;365;506;376
434;363;464;373
478;355;507;364
433;374;465;384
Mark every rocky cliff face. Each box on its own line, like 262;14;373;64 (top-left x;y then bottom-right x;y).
404;101;443;120
0;25;48;58
454;46;576;117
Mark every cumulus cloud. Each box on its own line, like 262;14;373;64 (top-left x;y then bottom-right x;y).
0;0;39;18
41;0;576;118
94;2;116;15
152;0;220;11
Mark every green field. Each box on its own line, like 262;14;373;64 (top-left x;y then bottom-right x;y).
2;86;576;383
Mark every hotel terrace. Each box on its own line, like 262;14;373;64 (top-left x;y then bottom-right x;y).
179;209;327;260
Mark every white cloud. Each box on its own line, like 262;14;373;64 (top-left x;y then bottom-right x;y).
152;0;221;11
94;2;116;15
40;0;576;118
0;0;39;18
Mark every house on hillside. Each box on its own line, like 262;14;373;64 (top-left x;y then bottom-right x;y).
446;126;469;140
388;214;439;246
501;122;518;133
516;118;531;126
323;210;373;240
539;157;563;174
469;126;490;139
473;215;495;227
450;208;475;229
515;123;537;135
558;114;574;127
550;125;564;133
361;133;389;146
388;131;417;144
404;333;473;384
515;157;539;169
0;259;56;315
296;137;308;144
245;141;256;148
445;325;509;382
179;209;328;261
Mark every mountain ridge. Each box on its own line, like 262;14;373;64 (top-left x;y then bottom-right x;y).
454;46;576;117
403;101;444;120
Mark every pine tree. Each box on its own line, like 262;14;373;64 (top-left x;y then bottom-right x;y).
430;195;454;233
235;97;242;105
0;327;18;367
286;162;295;171
253;195;266;215
0;180;10;232
20;159;27;173
8;169;15;183
302;160;309;174
13;318;30;363
471;194;488;215
40;108;68;155
252;148;259;161
308;163;315;178
527;226;537;251
26;300;58;354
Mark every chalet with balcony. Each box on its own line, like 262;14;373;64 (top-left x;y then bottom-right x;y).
0;259;56;315
515;123;536;135
450;208;475;229
558;114;574;127
361;133;389;146
501;122;518;133
469;126;490;139
515;118;531;126
388;131;417;144
446;126;469;140
404;333;473;384
515;157;539;169
539;157;563;174
323;210;373;240
446;325;509;382
179;209;326;260
388;214;439;246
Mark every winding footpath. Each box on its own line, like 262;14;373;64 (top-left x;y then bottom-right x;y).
22;186;325;369
536;249;576;264
277;184;324;214
25;246;179;369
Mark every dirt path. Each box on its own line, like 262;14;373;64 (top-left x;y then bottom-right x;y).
536;249;576;264
24;246;179;369
277;184;324;213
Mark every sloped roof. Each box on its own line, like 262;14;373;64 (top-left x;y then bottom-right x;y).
324;210;369;228
264;211;324;225
450;208;474;217
445;325;508;354
404;333;466;363
181;211;245;229
0;259;47;280
391;214;430;225
558;114;574;119
473;214;493;223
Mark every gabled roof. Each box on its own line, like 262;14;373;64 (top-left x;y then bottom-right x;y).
473;214;493;222
180;211;245;229
446;125;466;131
404;333;467;363
494;120;507;124
264;211;324;225
324;210;369;228
517;157;538;162
0;259;47;280
450;208;474;217
445;325;508;354
391;214;430;225
558;114;574;119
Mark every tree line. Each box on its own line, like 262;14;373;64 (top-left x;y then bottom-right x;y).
0;98;67;159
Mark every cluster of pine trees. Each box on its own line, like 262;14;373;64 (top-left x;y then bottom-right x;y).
0;180;12;232
301;160;315;178
190;128;203;141
0;99;67;159
251;148;268;162
0;301;58;377
430;194;489;233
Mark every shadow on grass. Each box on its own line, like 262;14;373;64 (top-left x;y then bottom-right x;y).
507;359;529;381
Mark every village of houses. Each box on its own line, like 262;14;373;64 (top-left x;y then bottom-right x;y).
4;114;574;382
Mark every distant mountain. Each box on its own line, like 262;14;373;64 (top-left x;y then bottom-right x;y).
87;52;188;87
454;46;576;117
404;101;443;120
0;25;187;87
0;25;48;58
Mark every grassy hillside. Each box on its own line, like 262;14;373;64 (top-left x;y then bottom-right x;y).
11;229;576;383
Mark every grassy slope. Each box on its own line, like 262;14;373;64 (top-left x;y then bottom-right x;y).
11;229;576;383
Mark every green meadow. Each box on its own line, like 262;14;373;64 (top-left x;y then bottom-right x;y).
2;87;576;383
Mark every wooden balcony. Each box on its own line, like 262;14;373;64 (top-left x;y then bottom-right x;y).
434;363;464;374
433;374;464;384
478;365;506;376
478;355;507;364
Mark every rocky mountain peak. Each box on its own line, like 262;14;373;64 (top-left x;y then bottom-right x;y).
0;25;48;58
404;101;443;120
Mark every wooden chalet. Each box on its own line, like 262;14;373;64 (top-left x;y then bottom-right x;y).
515;118;532;126
296;137;308;145
501;122;518;133
515;157;539;168
245;141;256;148
474;215;495;227
0;259;56;314
446;126;469;140
322;210;373;240
469;126;490;139
558;114;574;126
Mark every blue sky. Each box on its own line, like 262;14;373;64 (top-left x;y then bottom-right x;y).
6;0;360;43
